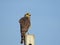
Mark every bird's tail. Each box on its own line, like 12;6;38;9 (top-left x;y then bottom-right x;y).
21;32;25;44
21;36;24;44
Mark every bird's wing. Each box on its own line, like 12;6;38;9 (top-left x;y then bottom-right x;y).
19;17;30;32
19;17;25;27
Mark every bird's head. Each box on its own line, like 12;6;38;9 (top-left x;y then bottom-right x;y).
24;13;31;18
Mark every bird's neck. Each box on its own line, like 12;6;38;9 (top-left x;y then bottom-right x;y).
26;17;30;20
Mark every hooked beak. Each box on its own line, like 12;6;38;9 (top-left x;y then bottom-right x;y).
29;15;31;16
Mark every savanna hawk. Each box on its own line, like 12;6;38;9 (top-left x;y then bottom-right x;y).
19;13;31;44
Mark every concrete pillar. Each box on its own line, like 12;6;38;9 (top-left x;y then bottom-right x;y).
25;34;35;45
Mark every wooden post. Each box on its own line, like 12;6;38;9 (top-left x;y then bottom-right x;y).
24;34;35;45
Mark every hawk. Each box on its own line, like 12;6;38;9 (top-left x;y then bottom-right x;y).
19;13;31;44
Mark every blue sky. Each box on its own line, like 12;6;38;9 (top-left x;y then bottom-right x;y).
0;0;60;45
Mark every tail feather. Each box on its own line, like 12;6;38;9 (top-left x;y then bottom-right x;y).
21;39;23;44
21;36;24;44
20;32;25;44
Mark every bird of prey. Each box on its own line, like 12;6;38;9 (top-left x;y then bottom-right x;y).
19;13;31;44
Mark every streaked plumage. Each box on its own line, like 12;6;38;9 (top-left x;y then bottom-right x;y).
19;13;31;44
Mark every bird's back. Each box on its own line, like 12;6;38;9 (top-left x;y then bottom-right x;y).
19;17;30;31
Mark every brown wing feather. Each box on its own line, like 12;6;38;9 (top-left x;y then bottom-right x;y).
19;17;30;32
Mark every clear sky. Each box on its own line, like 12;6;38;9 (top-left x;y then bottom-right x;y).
0;0;60;45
